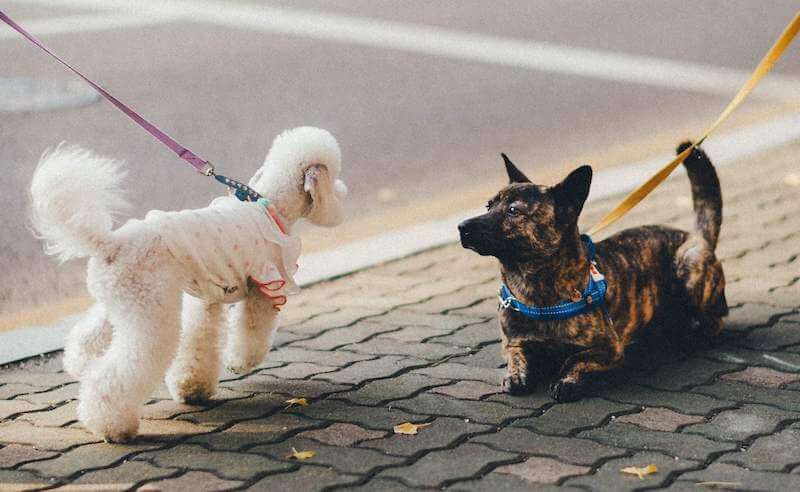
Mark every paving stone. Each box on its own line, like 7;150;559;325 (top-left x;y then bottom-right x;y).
0;399;48;419
701;346;800;373
378;325;453;343
140;400;204;420
721;427;800;471
378;443;517;487
135;444;289;480
0;372;73;388
248;465;358;490
692;380;800;412
225;374;350;398
292;320;398;351
71;460;175;487
578;422;736;461
448;298;497;318
140;470;243;491
404;286;495;314
298;422;386;446
491;456;589;485
566;451;700;490
628;357;741;391
18;401;77;427
0;421;100;451
484;392;553;411
725;303;795;331
290;399;424;431
332;373;449;406
720;366;800;388
369;310;482;333
734;321;800;351
346;477;411;491
0;469;47;487
284;307;387;336
472;426;624;466
430;380;502;400
361;417;489;457
268;346;375;366
616;407;705;432
22;442;155;477
250;437;402;474
592;383;734;415
513;398;638;436
0;383;38;399
258;362;339;379
0;444;58;468
313;356;424;385
412;362;505;385
392;392;529;425
683;404;799;442
449;343;503;368
136;418;213;443
18;384;77;405
677;462;800;490
427;320;501;348
187;413;322;451
341;338;466;361
177;392;286;427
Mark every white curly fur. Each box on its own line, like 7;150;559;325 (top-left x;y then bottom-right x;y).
30;127;346;442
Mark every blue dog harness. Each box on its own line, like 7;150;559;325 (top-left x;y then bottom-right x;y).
498;235;608;321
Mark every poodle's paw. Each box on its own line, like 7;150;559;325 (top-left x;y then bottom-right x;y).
224;349;264;375
77;398;139;443
548;377;584;403
166;372;217;404
502;371;533;395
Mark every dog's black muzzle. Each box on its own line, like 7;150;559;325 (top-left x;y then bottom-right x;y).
458;217;492;255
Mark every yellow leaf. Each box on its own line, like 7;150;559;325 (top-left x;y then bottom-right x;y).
620;464;658;479
284;397;309;408
785;173;800;187
393;422;431;435
286;447;315;460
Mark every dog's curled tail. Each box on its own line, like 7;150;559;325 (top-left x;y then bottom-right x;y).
677;141;722;250
30;144;129;261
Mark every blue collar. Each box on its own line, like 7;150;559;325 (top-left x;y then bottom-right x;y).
498;234;608;321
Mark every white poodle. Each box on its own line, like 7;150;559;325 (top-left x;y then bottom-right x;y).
29;127;346;442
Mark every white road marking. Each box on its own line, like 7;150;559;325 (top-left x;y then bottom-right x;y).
13;0;800;100
0;12;177;39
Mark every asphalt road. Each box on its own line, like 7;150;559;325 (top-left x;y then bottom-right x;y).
1;0;799;320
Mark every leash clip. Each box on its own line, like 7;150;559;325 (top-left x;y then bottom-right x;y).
200;160;215;176
498;294;514;310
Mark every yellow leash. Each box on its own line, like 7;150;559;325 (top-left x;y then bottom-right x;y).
588;11;800;236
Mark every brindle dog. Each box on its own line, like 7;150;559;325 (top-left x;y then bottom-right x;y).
458;142;727;402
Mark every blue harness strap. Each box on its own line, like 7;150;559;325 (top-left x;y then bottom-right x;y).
498;235;608;321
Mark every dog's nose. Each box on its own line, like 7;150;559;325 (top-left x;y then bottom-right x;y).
457;221;471;236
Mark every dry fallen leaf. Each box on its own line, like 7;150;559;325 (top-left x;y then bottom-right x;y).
286;447;315;460
285;397;309;408
784;173;800;187
393;422;431;435
620;464;658;479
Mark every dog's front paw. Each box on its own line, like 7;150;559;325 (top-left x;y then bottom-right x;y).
548;378;584;403
502;372;533;395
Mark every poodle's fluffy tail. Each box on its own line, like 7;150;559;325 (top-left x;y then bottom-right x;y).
30;144;129;261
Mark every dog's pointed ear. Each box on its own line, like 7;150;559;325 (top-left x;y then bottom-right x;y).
553;165;592;219
502;153;530;183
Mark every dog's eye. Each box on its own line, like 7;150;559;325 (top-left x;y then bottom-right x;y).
507;205;520;217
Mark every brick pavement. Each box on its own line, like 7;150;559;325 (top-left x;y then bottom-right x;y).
0;142;798;490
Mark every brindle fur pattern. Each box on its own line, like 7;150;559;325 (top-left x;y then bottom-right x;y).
458;143;727;402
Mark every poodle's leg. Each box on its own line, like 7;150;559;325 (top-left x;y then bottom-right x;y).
165;295;223;403
224;293;279;374
77;274;182;442
63;303;112;378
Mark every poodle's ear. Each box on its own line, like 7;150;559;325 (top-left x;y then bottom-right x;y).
303;163;346;227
